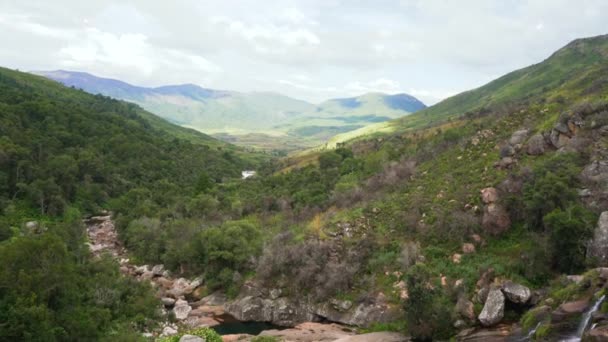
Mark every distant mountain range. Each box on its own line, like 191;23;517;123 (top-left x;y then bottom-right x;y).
34;70;426;151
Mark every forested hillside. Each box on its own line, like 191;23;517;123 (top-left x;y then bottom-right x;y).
0;67;258;340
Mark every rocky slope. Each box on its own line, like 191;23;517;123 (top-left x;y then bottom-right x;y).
85;214;409;341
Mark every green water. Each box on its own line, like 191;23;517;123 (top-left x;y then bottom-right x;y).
211;314;285;336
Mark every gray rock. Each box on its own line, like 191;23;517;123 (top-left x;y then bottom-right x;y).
588;212;608;265
509;129;529;145
456;296;475;320
151;264;165;276
161;325;178;336
581;161;608;185
478;287;505;326
330;298;353;312
134;265;150;275
566;275;585;284
25;221;38;230
161;297;176;307
179;335;204;342
579;188;592;197
269;288;282;300
333;332;409;342
501;281;531;304
226;295;316;327
554;122;570;134
313;295;401;328
482;203;511;235
480;187;499;204
526;133;546;155
550;129;571;148
454;319;468;329
173;299;192;320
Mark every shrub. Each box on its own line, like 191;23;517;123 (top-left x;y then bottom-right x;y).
523;153;582;230
544;205;595;273
194;219;263;289
156;327;222;342
404;264;454;340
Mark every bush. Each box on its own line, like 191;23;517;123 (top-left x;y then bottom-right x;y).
544;205;595;273
404;264;454;341
523;153;582;230
195;219;263;289
156;327;222;342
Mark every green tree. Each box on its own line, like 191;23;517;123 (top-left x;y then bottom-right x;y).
318;151;342;170
405;264;453;341
543;205;595;273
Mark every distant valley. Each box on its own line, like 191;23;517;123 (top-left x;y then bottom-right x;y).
34;70;426;153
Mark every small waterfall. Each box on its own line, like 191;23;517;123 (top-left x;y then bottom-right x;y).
521;322;542;341
561;294;606;342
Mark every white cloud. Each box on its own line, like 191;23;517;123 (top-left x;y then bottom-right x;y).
58;28;221;78
1;0;608;104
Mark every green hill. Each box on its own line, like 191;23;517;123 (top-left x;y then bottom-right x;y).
35;71;426;152
0;67;262;340
327;34;608;147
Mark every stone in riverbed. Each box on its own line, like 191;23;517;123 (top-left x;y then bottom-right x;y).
179;335;204;342
151;264;165;276
478;287;505;326
551;299;589;322
173;299;192;320
501;281;531;304
161;297;176;307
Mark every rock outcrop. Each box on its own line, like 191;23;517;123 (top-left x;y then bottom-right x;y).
589;212;608;265
226;282;401;328
478;287;505;327
526;133;547;155
501;281;531;304
480;188;511;235
551;299;590;322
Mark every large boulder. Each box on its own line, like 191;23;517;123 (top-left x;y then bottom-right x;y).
456;296;476;321
551;130;573;148
259;322;353;341
226;295;316;327
173;299;192;320
588;212;608;265
581;161;608;185
481;187;499;204
509;129;529;146
526;134;547;155
482;204;511;235
551;299;589;322
179;335;204;342
151;264;165;276
501;281;531;304
478;287;505;327
313;293;401;328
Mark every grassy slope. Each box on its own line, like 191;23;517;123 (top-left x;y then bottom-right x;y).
326;34;608;148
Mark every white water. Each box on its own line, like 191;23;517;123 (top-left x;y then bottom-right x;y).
521;322;542;341
560;294;606;342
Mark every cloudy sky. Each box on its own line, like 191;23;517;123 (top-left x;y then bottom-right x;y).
0;0;606;104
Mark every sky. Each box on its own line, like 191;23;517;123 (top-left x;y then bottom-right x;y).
0;0;607;105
